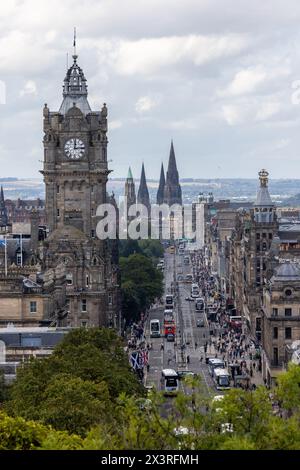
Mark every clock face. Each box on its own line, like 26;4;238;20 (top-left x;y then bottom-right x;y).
64;138;85;160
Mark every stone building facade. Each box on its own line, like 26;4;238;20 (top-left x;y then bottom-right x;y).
40;51;119;328
261;262;300;386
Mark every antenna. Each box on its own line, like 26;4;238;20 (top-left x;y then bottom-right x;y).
66;52;69;70
73;26;77;57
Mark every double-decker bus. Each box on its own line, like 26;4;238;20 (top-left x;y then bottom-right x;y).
150;319;161;338
164;318;176;337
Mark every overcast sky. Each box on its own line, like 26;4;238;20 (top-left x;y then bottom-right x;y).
1;0;300;180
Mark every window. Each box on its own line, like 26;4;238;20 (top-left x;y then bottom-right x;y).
108;294;112;306
30;301;37;313
273;327;278;339
256;233;260;240
285;327;292;339
272;308;278;317
86;275;89;287
269;233;273;240
57;208;60;217
91;229;95;238
262;242;267;251
17;253;22;266
262;232;267;238
285;308;292;317
285;289;292;297
81;299;87;312
273;347;278;366
66;274;73;286
81;321;88;328
56;185;60;193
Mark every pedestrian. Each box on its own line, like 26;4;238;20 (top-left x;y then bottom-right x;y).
187;355;190;364
195;341;198;349
147;363;150;372
200;356;203;363
161;343;164;351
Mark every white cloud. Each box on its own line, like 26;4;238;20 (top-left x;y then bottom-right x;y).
135;96;160;113
20;80;37;97
255;101;280;121
221;104;245;126
219;67;267;97
113;34;249;76
109;120;123;130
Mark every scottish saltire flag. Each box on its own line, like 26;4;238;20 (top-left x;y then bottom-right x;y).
130;351;139;370
0;239;6;247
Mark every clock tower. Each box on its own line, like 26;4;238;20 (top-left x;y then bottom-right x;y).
40;50;119;328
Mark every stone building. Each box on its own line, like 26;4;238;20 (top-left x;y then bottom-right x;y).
261;262;300;386
124;167;136;230
0;263;67;327
156;163;165;205
40;49;119;328
163;141;182;206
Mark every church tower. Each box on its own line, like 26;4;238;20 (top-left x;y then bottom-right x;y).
137;163;150;212
125;167;136;211
156;163;165;205
40;43;119;328
164;141;182;205
0;186;8;228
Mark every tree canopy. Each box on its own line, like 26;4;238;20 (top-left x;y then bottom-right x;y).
120;253;163;323
5;328;144;435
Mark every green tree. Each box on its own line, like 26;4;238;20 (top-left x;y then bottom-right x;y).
119;240;142;258
120;253;163;323
6;328;144;434
39;373;111;436
138;239;164;261
0;410;83;450
276;363;300;415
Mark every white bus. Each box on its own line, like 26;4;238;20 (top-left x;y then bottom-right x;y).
161;369;179;396
150;319;160;338
208;358;225;376
213;368;231;390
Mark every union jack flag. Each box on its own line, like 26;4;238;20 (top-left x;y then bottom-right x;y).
140;349;149;366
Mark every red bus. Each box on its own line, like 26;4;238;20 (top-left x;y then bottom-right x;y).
164;319;176;337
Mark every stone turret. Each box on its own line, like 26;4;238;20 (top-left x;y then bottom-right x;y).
137;163;150;211
164;141;182;205
156;163;165;205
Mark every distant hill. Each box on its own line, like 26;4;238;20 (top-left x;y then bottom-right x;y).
281;193;300;207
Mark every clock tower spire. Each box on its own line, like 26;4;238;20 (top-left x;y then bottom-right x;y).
40;42;118;328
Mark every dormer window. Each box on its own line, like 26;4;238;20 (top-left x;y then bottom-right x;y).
285;289;292;297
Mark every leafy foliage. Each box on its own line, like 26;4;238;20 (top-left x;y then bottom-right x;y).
120;253;163;323
6;328;144;435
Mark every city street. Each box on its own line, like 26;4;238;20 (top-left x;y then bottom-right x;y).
145;247;264;395
145;251;215;394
